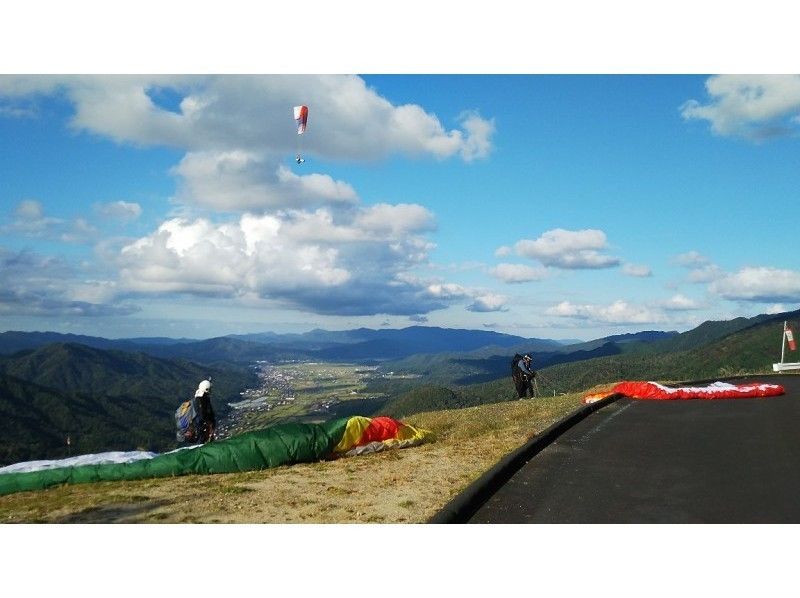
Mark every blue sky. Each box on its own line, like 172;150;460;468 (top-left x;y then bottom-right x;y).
2;73;800;340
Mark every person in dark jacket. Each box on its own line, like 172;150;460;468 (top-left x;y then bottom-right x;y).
511;354;536;399
193;379;217;443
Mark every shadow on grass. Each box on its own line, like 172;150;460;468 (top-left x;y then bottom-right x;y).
52;498;173;523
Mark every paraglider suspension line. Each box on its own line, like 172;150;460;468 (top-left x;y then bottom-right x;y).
535;370;566;396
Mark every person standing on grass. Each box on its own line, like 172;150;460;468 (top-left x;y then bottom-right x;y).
193;379;217;443
511;354;536;399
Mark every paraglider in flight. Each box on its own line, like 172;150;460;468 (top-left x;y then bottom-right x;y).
293;105;308;164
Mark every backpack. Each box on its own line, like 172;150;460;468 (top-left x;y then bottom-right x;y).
511;353;524;377
175;399;197;443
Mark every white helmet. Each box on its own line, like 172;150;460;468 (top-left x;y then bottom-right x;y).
195;379;212;397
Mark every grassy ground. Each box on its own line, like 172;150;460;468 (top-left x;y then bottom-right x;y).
0;392;584;523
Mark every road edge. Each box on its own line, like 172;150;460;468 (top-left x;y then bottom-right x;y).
428;393;621;524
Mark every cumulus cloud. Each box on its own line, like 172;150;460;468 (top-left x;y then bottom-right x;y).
489;263;548;283
681;75;800;140
0;75;498;319
0;247;137;317
674;251;723;283
687;264;724;284
95;200;142;221
0;75;495;213
0;75;493;201
4;200;98;243
709;267;800;303
172;153;359;211
457;111;495;161
424;283;471;300
675;251;710;266
622;263;652;278
545;299;667;325
117;209;451;316
660;294;703;311
512;228;619;269
467;293;508;313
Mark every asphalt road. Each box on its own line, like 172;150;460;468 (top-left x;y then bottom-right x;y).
468;375;800;523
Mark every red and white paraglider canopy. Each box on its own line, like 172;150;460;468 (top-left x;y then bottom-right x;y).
293;105;308;135
293;105;309;164
584;380;785;403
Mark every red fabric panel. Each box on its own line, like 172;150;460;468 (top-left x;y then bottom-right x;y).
359;416;401;444
612;381;784;400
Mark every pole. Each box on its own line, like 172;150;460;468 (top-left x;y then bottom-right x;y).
782;321;787;365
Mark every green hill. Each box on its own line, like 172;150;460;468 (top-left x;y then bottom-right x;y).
0;343;255;402
380;314;799;418
0;373;178;465
0;343;259;465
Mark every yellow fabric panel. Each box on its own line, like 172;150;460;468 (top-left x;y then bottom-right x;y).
333;416;373;453
395;423;432;442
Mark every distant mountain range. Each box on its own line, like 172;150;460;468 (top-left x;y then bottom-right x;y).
377;330;681;385
3;312;798;464
0;326;565;364
378;309;800;418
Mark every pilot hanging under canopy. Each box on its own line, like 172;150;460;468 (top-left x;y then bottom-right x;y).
294;104;308;164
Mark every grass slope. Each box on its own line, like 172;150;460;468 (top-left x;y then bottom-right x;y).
0;392;584;523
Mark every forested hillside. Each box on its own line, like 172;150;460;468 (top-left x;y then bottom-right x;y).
0;344;258;465
381;314;799;417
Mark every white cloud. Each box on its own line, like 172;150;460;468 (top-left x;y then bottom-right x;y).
687;264;724;283
4;200;97;243
622;263;652;277
354;203;436;236
95;201;142;221
467;293;508;313
59;218;98;244
14;199;44;220
660;294;702;311
0;75;495;214
421;282;507;313
172;153;359;211
545;299;667;324
674;251;723;283
513;228;619;269
0;74;494;158
489;263;548;283
710;267;800;303
457;111;495;161
675;251;710;266
766;304;788;315
681;75;800;139
0;75;500;319
424;283;471;300
494;245;512;257
118;208;450;316
0;247;136;317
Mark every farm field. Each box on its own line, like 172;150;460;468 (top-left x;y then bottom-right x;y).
217;362;391;437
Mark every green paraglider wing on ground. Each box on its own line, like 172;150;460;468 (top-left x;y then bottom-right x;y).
0;419;350;496
0;416;434;496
